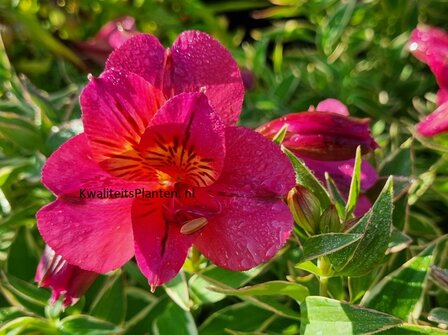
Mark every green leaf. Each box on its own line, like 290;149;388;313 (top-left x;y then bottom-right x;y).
59;315;123;335
90;273;126;325
208;280;309;303
199;302;273;335
299;233;362;262
164;271;192;311
296;261;323;277
189;266;263;304
283;147;330;208
272;124;288;144
152;302;198;335
0;316;58;335
319;0;357;55
329;177;394;276
325;173;346;219
431;266;448;292
301;296;402;335
345;146;362;219
387;228;412;254
428;308;448;325
362;243;437;321
377;323;448;334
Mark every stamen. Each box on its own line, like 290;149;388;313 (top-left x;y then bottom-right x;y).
180;217;208;235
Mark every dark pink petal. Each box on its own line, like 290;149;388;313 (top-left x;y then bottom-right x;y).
408;26;448;86
354;195;372;217
81;69;164;181
208;127;295;197
417;102;448;137
195;127;294;270
438;87;448;106
38;135;137;273
302;158;378;192
106;34;166;87
139;93;225;187
35;245;98;307
132;199;194;289
316;98;349;116
194;196;292;270
169;31;244;125
37;196;134;274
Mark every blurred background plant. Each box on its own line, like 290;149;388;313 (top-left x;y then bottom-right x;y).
1;0;448;334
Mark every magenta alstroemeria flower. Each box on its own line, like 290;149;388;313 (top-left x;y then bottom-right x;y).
256;111;378;161
408;26;448;136
35;245;98;307
76;16;139;65
257;99;379;216
37;32;295;290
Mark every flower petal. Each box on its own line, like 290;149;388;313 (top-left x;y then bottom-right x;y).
408;26;448;87
302;158;378;192
106;34;166;87
194;196;292;270
37;196;134;274
139;92;225;187
315;98;349;116
80;69;164;181
132;199;194;288
38;134;137;273
417;102;448;137
208;126;295;197
169;31;244;125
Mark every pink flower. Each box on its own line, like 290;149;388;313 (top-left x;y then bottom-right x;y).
408;26;448;136
256;110;378;161
257;99;378;216
37;31;295;291
75;16;139;65
35;245;98;307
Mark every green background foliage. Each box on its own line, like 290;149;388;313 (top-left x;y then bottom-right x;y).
0;0;448;334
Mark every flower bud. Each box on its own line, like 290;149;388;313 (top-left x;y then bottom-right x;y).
287;186;321;235
35;245;98;308
257;112;378;161
319;205;341;233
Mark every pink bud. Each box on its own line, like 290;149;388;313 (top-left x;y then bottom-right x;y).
35;245;98;308
257;111;378;160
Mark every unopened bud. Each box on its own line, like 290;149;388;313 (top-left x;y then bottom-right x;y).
287;185;321;235
319;205;341;233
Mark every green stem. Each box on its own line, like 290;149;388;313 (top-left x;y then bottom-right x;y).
318;257;330;297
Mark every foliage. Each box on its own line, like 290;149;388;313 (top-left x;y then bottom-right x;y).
1;0;448;334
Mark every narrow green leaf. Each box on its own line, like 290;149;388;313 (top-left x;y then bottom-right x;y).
152;302;198;335
208;280;309;303
90;273;126;325
0;316;58;335
282;147;330;207
59;315;122;335
272;124;288;145
199;302;273;335
296;261;323;277
325;173;346;219
428;308;448;325
377;323;448;334
299;233;362;262
301;296;402;335
430;266;448;292
164;272;191;311
345;146;362;219
362;243;437;321
387;228;412;254
329;177;394;276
